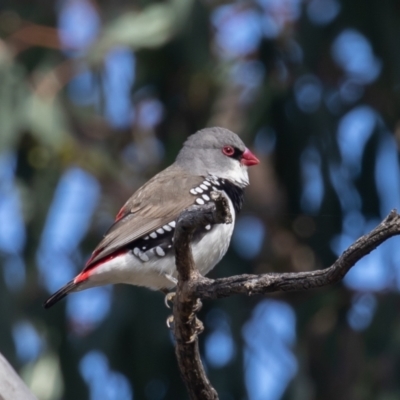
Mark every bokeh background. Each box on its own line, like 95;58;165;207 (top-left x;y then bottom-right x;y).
1;0;400;399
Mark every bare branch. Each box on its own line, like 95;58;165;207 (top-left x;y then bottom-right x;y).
172;192;232;400
172;198;400;400
193;209;400;299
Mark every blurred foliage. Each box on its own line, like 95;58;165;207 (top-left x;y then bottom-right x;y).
1;0;400;399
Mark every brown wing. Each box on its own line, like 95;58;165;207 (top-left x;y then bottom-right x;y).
84;165;204;268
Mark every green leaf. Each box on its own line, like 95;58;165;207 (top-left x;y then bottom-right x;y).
0;63;29;152
24;94;69;150
88;0;194;63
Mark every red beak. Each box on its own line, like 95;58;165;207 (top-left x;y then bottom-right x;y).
241;148;259;166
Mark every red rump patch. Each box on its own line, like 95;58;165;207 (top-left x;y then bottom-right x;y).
74;249;126;284
115;206;126;221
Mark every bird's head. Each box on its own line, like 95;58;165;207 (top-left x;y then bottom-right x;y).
176;127;259;187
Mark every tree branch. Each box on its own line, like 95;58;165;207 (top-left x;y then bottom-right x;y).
193;209;400;299
172;201;400;400
172;192;232;400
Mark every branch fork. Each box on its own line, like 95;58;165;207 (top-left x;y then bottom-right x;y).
171;201;400;400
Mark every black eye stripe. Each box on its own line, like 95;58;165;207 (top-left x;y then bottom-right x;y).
231;147;243;160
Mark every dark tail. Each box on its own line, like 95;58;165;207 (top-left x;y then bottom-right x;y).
43;280;78;309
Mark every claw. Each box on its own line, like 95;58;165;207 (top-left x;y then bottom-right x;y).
187;299;203;322
186;317;204;343
166;315;174;329
195;317;204;335
193;298;202;313
164;292;176;308
187;334;196;343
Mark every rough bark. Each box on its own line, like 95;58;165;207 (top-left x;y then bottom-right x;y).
172;192;232;400
172;205;400;400
193;209;400;298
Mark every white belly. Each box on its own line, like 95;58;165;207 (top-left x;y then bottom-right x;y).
81;196;236;291
190;214;234;277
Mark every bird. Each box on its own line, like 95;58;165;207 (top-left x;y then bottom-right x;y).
43;127;259;308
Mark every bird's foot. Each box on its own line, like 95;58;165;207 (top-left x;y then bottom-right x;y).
186;317;204;343
185;299;204;342
164;274;178;285
164;292;176;309
193;298;202;313
187;298;202;321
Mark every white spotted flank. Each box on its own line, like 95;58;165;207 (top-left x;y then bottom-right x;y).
155;247;165;257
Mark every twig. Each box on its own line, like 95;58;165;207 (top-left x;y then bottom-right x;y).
193;209;400;299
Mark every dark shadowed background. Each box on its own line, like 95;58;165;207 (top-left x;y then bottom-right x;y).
1;0;400;399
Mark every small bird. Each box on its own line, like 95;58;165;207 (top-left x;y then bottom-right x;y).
44;127;259;308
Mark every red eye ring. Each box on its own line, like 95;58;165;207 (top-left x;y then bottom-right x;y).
222;146;235;156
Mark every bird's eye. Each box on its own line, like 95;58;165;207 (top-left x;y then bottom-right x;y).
222;146;235;157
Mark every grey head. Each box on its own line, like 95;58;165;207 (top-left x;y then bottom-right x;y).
175;127;258;187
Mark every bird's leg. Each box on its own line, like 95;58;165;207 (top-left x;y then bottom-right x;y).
162;276;203;336
164;273;178;285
